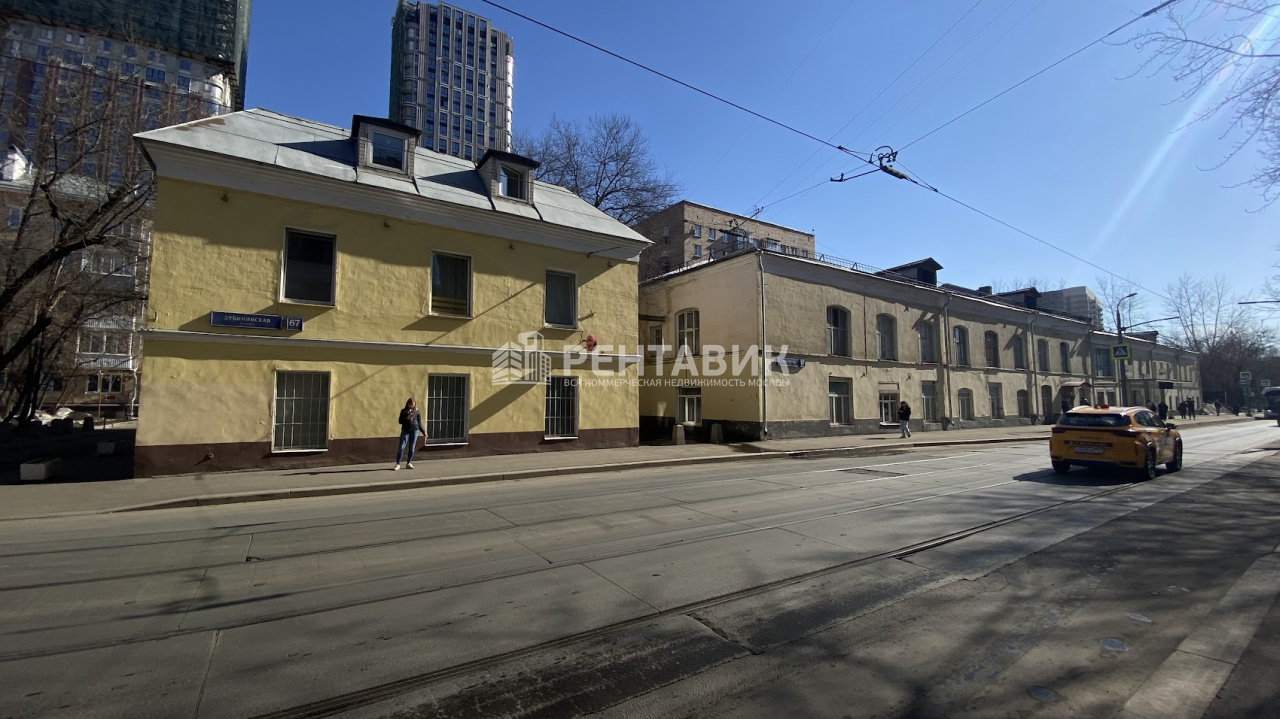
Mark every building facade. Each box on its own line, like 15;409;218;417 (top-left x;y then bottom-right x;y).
632;200;817;280
390;1;514;161
637;247;1201;443
133;110;648;476
1039;286;1103;329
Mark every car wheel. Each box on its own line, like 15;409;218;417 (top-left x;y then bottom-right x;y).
1051;461;1071;474
1165;443;1182;473
1139;449;1158;481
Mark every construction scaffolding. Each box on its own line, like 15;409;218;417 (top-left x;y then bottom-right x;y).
0;0;251;109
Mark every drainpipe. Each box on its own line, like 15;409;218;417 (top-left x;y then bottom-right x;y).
941;291;954;429
757;250;768;439
1027;314;1039;422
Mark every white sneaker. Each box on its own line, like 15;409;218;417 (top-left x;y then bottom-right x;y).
406;462;415;469
393;464;401;471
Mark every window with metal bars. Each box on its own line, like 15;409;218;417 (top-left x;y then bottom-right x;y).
273;372;330;451
425;375;468;443
545;376;578;438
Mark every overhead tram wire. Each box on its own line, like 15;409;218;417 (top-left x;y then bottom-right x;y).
902;181;1173;303
476;0;874;165
750;0;989;213
899;0;1184;152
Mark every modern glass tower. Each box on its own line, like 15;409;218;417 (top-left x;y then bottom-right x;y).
390;1;513;161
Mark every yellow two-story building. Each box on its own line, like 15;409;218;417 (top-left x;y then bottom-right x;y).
133;110;649;476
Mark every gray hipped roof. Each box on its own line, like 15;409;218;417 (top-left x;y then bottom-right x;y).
134;109;649;246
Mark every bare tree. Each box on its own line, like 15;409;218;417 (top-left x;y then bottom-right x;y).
514;113;681;226
0;44;187;421
989;276;1066;294
1094;274;1149;332
1162;274;1253;352
1128;1;1280;205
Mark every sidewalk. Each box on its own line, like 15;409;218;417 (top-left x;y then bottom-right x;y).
0;412;1257;521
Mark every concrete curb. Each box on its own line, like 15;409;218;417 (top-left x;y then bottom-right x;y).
1113;544;1280;719
4;416;1254;519
104;435;1059;514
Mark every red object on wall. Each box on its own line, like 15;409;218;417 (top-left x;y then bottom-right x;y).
584;335;598;351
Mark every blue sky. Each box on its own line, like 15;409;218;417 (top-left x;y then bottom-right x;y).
246;0;1278;310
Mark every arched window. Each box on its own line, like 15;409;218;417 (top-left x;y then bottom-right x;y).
1059;342;1071;373
676;309;699;354
1013;335;1026;369
957;388;974;419
953;326;970;366
826;306;850;357
876;314;897;361
1037;339;1049;371
1016;389;1030;418
984;331;1000;368
1041;385;1053;418
918;321;937;363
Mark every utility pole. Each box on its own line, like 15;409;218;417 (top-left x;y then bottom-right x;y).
1116;294;1135;405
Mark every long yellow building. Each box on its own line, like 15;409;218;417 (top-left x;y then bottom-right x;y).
133;110;648;476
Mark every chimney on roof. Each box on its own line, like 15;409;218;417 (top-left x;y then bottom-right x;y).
978;286;993;295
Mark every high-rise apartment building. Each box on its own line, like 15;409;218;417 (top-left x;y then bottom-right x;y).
390;1;513;161
0;1;251;418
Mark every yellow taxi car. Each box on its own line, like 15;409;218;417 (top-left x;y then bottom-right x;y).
1050;405;1182;479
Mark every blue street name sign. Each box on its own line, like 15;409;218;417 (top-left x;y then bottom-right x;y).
210;312;304;332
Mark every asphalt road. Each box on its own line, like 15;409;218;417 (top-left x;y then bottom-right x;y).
0;421;1276;719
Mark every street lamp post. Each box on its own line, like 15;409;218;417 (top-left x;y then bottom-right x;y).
1116;293;1137;405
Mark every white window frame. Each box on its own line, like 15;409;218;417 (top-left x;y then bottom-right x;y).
829;378;852;425
544;268;578;329
648;324;663;359
878;390;900;425
545;375;579;439
677;386;702;426
368;130;409;172
279;228;337;307
692;224;701;238
271;370;331;453
677;309;700;355
425;373;469;445
430;251;473;317
86;372;124;394
499;164;525;199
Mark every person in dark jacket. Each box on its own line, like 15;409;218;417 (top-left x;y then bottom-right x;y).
897;401;912;438
1177;400;1188;420
394;398;423;470
1158;401;1168;421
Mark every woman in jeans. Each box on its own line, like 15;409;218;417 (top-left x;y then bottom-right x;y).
897;401;912;438
394;398;423;470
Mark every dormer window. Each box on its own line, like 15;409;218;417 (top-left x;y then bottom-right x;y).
477;148;540;205
351;115;420;177
370;131;406;170
499;165;524;199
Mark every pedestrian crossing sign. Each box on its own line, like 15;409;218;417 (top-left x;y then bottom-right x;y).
1111;344;1131;360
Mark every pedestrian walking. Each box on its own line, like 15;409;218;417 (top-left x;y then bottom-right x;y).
1214;400;1222;416
1147;403;1157;414
1177;400;1188;420
394;398;423;470
1158;401;1168;421
897;401;912;438
1188;398;1197;419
